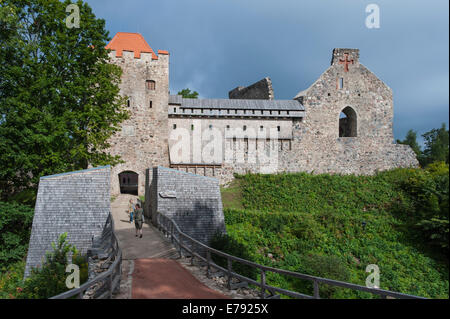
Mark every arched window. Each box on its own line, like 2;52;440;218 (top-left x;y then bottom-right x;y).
146;80;156;90
339;106;357;137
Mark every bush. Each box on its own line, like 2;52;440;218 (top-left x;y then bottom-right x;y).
8;189;37;207
418;162;449;251
0;261;26;299
209;232;258;280
0;202;34;267
295;254;351;299
19;233;88;299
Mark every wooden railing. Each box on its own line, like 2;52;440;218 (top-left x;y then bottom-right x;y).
50;213;122;299
155;211;426;300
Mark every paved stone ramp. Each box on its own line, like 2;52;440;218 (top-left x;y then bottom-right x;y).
111;194;178;260
132;259;229;299
111;194;228;299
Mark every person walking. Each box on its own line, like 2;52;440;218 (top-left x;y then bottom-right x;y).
134;203;144;238
128;199;134;223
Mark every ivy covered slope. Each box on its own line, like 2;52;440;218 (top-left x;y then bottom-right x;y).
218;165;449;299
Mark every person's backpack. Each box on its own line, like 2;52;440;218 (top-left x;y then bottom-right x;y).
135;208;143;222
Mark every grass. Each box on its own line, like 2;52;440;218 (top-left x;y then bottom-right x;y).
216;169;449;299
221;179;243;210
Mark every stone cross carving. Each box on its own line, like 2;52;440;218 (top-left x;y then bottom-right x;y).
339;53;354;72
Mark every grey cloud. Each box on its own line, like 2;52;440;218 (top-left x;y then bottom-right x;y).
87;0;448;140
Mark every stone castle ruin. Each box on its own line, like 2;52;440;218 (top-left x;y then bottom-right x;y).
106;32;418;196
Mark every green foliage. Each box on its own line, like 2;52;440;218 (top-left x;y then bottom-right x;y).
8;189;37;207
0;260;26;299
0;201;34;267
417;162;449;250
0;0;129;200
296;254;351;298
219;169;449;298
19;233;88;299
421;123;449;166
210;232;258;280
0;233;88;299
220;179;244;210
397;124;449;167
177;88;199;99
397;129;422;157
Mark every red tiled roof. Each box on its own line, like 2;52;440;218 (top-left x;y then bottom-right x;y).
105;32;159;59
158;50;169;55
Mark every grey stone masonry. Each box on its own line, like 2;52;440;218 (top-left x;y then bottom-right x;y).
105;32;419;191
148;166;226;247
107;48;170;196
229;77;274;100
24;166;111;278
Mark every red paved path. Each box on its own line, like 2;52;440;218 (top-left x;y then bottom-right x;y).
132;259;229;299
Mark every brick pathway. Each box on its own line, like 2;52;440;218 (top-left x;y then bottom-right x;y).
132;259;229;299
111;195;228;299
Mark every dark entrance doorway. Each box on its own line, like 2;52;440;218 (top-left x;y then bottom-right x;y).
119;171;138;195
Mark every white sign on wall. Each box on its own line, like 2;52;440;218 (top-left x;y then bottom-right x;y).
122;125;135;137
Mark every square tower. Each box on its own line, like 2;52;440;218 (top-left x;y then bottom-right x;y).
106;32;170;196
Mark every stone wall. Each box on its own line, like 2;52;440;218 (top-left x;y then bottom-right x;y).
147;166;226;247
167;48;418;183
286;48;419;174
107;41;418;189
229;77;274;100
24;166;111;277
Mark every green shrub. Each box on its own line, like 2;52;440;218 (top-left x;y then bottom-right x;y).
209;232;258;280
8;189;37;207
0;260;26;299
0;202;34;267
19;233;88;299
295;254;351;299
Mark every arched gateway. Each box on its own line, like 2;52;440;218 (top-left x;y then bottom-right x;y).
118;171;138;195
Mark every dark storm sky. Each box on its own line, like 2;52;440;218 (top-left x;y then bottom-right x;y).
85;0;449;143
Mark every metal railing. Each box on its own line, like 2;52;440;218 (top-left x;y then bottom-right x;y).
155;211;426;300
50;213;122;299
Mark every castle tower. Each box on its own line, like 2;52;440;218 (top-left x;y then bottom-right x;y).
106;32;170;196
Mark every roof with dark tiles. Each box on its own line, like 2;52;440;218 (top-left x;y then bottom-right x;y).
168;95;304;111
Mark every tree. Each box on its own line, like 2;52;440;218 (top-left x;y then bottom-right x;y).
0;201;34;267
421;123;449;167
397;129;422;157
177;88;199;99
0;0;129;200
